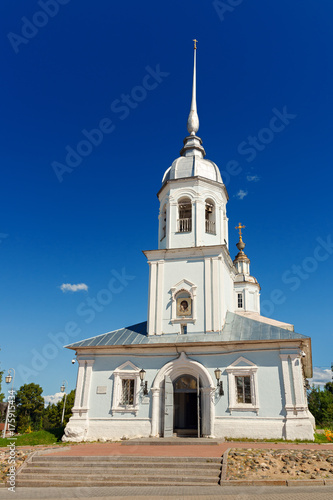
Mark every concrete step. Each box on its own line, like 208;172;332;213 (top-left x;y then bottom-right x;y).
32;455;221;463
15;454;222;487
15;479;213;487
28;461;221;469
21;467;220;476
17;473;217;483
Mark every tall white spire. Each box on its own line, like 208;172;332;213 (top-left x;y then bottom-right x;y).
187;39;200;136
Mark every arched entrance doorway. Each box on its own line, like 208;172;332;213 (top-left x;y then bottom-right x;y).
150;353;216;438
173;374;200;437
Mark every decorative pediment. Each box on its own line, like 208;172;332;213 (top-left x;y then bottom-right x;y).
171;279;197;298
226;356;258;373
114;361;140;373
228;356;257;368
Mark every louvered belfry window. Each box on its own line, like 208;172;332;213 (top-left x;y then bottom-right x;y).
121;379;134;405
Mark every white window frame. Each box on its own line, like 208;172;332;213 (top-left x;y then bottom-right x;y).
170;279;197;324
111;361;141;414
226;357;259;414
235;290;245;310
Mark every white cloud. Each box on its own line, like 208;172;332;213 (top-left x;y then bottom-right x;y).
60;283;88;293
235;189;248;200
43;392;64;406
308;367;332;387
247;175;260;182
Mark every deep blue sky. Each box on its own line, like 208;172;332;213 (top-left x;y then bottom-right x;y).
1;0;332;398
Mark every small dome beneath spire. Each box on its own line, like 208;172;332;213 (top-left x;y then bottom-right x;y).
162;155;223;184
236;238;246;253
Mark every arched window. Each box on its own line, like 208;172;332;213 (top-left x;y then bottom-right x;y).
178;197;192;233
205;199;216;234
160;205;167;241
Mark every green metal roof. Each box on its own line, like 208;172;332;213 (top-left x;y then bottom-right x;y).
65;312;309;349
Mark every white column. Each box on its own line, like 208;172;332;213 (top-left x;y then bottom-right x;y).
155;260;164;335
218;206;223;244
192;285;197;322
195;199;204;247
290;355;306;408
158;212;162;245
147;262;157;335
73;360;86;409
150;387;160;437
212;258;220;332
201;387;215;437
224;212;229;247
165;200;170;249
168;201;177;249
81;360;95;410
280;354;293;410
204;258;212;332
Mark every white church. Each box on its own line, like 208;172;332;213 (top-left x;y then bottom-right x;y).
64;44;314;442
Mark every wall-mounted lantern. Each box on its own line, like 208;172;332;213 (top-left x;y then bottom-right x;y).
139;369;148;396
214;368;224;396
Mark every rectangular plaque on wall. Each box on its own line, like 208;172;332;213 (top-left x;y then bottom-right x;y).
96;386;107;394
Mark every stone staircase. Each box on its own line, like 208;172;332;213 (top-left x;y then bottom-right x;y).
15;455;223;487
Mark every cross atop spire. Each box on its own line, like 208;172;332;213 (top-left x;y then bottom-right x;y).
235;223;247;257
235;223;246;239
187;39;200;136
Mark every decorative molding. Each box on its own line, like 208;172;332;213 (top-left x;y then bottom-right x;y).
170;279;197;324
226;357;259;414
111;361;141;415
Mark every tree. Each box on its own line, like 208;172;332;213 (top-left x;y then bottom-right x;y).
325;381;333;395
0;370;4;402
15;383;44;432
308;384;333;428
43;390;75;429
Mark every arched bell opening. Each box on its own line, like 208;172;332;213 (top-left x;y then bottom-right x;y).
178;197;192;233
205;198;216;235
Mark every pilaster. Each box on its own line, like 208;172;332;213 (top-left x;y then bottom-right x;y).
155;260;164;335
147;262;157;335
212;257;220;332
204;258;212;332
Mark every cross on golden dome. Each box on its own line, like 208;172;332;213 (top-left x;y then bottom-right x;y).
193;39;198;49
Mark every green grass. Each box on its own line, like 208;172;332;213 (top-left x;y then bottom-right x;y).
0;429;67;447
224;433;332;444
314;432;331;443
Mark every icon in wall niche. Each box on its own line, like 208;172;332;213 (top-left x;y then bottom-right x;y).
176;297;192;316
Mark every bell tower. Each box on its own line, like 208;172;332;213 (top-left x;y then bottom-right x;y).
144;42;259;336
